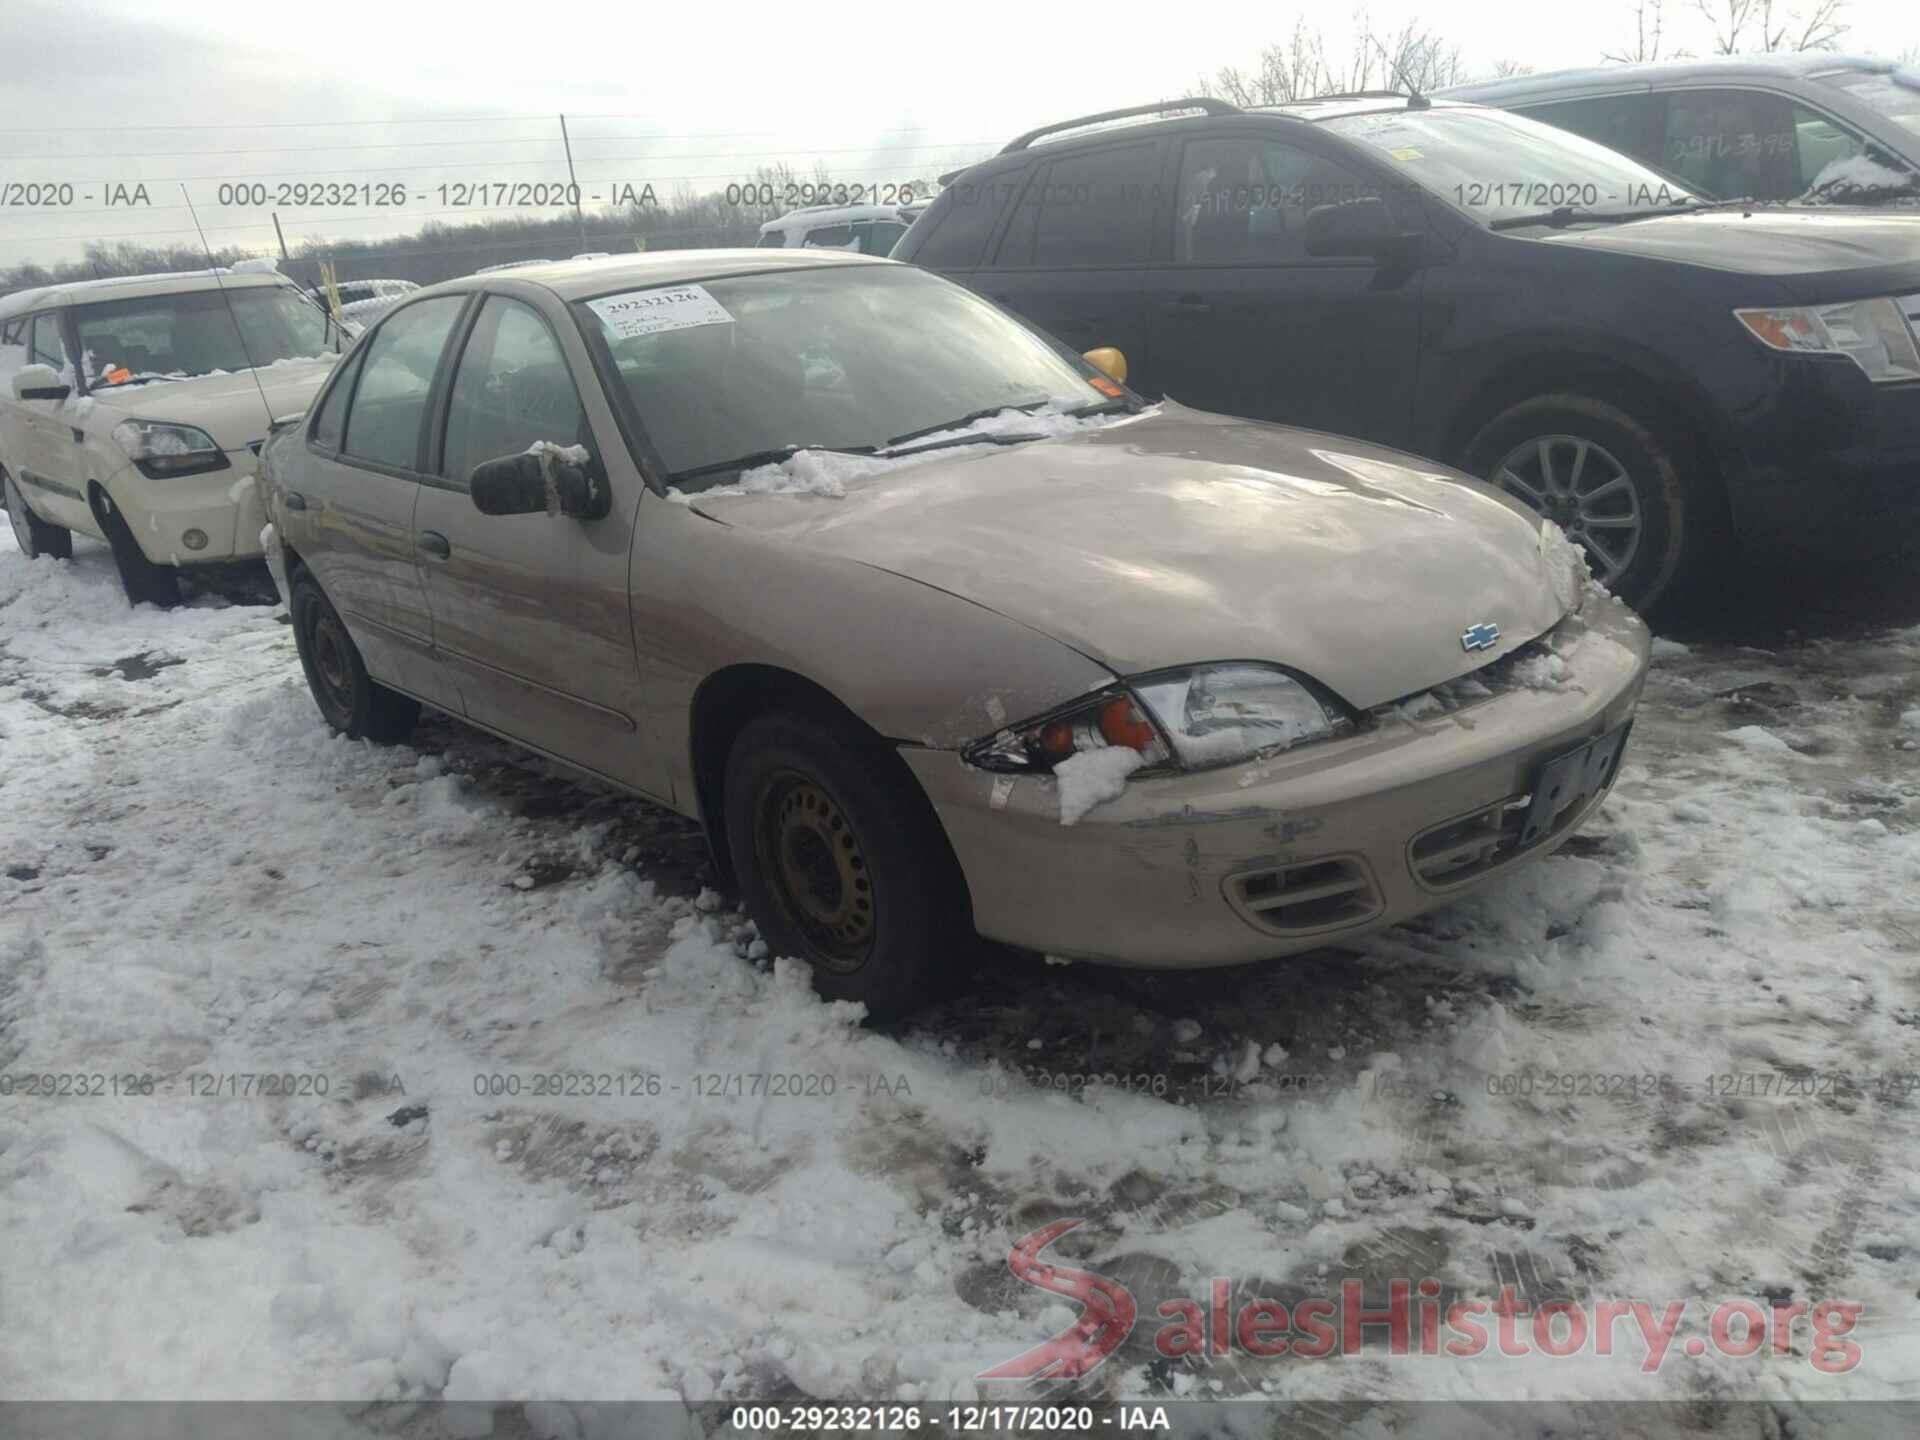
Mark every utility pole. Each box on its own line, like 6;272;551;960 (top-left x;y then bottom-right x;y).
559;114;589;255
272;212;291;266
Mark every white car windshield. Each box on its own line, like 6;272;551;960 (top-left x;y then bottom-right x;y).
71;284;337;388
576;265;1123;488
1323;107;1702;223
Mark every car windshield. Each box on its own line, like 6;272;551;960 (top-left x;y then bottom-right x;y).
1816;67;1920;141
1322;106;1701;223
574;265;1116;487
71;284;337;388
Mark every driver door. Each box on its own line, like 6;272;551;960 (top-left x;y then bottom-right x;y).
413;293;655;794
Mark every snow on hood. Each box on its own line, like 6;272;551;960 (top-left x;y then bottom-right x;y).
666;402;1133;502
84;356;339;451
689;402;1570;710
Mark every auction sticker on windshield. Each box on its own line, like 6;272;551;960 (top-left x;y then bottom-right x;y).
587;284;735;340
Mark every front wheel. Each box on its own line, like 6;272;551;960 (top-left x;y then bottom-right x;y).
290;568;420;742
1464;394;1722;614
3;470;73;561
724;711;968;1020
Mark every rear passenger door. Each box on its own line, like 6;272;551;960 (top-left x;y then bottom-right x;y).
1142;130;1425;445
298;294;469;712
971;139;1166;377
414;292;654;793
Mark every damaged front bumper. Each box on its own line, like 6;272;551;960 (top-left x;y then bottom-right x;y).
901;596;1651;967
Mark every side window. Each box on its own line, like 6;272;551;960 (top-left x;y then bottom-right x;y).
341;295;466;472
307;347;363;451
1519;94;1653;163
440;296;588;490
1660;88;1799;201
916;172;1022;269
854;220;908;255
756;230;788;248
1172;137;1382;264
801;224;854;249
1005;143;1161;268
29;312;69;372
1790;105;1910;195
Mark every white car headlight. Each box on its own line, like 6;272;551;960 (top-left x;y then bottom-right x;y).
112;419;229;479
1131;664;1354;770
1734;299;1920;383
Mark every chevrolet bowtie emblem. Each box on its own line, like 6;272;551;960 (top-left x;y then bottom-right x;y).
1460;622;1501;653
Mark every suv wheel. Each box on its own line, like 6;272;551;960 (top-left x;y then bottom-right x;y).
290;568;421;742
91;489;179;607
3;470;73;561
1464;394;1722;613
724;711;966;1021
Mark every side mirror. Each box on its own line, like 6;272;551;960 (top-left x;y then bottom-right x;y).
1082;346;1129;383
470;446;610;521
1302;198;1419;263
11;363;70;402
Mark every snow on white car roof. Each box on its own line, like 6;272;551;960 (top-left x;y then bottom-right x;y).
0;268;293;316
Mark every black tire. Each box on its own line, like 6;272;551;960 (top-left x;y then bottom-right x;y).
1463;393;1727;615
91;488;179;608
724;711;967;1020
3;469;73;561
289;568;420;742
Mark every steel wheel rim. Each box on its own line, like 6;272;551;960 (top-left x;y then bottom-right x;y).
756;772;875;972
1492;434;1643;585
304;607;355;718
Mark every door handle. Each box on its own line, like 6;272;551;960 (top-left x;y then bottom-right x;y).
417;530;451;560
282;491;307;511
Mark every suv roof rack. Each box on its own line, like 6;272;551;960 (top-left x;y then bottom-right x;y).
999;97;1239;154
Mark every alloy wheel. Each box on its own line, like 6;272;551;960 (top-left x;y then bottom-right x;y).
1493;434;1643;586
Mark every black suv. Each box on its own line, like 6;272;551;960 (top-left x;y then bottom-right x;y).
896;97;1920;611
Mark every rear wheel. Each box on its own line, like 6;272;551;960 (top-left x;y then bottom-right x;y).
724;711;967;1020
1464;393;1725;614
290;568;420;742
3;470;73;560
91;488;178;608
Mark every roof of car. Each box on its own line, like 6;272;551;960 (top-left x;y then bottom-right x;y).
1259;95;1479;121
0;268;290;317
430;247;891;302
1440;52;1900;103
758;201;928;233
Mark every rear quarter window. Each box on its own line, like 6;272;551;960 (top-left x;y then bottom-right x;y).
905;169;1026;270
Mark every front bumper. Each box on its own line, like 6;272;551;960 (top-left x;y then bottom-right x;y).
904;598;1650;967
102;461;268;567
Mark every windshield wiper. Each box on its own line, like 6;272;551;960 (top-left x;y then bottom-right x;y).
668;443;877;483
882;399;1054;449
1490;199;1733;231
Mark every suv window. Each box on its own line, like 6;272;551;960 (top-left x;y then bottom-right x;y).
914;173;1023;269
756;230;787;248
441;296;588;490
308;346;363;451
853;220;908;255
1172;137;1381;263
1518;94;1653;162
999;143;1161;268
29;312;68;372
1661;88;1802;199
341;295;466;471
802;224;854;248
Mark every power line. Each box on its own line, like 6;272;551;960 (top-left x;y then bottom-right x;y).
0;116;969;137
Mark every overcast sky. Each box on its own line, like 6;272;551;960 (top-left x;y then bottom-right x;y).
1;0;1913;267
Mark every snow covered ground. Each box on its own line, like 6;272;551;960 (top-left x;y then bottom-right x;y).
2;517;1918;1433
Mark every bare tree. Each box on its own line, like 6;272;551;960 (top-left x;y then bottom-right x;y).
1487;58;1537;78
1200;15;1467;104
1204;17;1326;106
1605;0;1672;61
1693;0;1846;53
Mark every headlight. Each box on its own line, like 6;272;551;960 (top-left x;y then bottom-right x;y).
1734;299;1920;383
111;419;229;479
1132;665;1353;769
967;666;1354;776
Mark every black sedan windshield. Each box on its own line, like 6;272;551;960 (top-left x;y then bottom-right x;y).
1324;107;1700;223
575;265;1112;485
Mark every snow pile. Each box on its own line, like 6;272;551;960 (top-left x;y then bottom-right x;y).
1052;744;1146;824
670;404;1142;503
1801;152;1920;200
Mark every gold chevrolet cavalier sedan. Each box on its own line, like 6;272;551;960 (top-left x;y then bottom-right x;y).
258;250;1648;1018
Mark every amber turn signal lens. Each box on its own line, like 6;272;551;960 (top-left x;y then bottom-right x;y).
1097;697;1158;751
1038;721;1077;758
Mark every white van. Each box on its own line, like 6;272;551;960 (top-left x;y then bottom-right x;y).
755;201;929;256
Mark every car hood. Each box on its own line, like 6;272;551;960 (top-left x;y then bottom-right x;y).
685;403;1569;711
1539;209;1920;292
86;358;337;452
